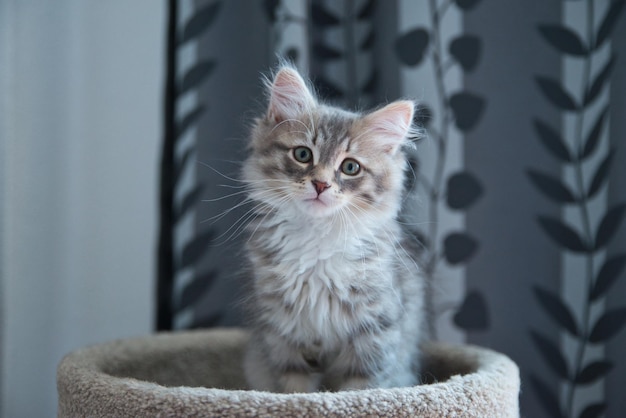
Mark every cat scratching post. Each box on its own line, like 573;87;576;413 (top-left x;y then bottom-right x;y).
57;328;520;417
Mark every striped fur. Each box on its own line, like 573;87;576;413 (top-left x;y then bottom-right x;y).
242;67;424;392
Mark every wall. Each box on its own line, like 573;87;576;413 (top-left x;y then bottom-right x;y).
0;1;163;416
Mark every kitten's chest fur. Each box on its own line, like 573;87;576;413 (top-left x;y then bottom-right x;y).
248;214;398;347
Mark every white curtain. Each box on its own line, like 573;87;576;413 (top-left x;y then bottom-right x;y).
0;1;163;416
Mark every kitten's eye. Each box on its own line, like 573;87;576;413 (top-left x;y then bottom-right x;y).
293;146;313;163
341;158;361;176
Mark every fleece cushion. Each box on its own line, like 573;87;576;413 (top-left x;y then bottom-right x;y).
57;328;519;417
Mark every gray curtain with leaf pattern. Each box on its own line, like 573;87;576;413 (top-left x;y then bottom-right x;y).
157;0;626;416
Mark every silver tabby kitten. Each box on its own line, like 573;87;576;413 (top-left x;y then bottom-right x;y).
242;66;424;393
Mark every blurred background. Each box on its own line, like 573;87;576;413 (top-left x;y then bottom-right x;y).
1;0;625;417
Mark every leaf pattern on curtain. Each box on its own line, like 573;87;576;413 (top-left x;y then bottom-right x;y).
527;1;626;416
264;0;307;66
157;0;223;331
395;0;489;338
155;2;626;415
308;0;378;109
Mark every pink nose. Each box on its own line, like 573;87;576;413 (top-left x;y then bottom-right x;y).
312;180;331;195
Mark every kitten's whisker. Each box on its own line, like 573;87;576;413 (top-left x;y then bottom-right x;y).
268;118;311;137
218;183;248;189
338;207;367;272
334;209;349;262
217;199;284;246
228;212;265;243
201;195;261;224
380;226;422;280
212;209;263;245
396;220;434;227
242;179;294;187
247;195;293;243
196;161;243;183
211;200;272;244
202;190;251;202
283;129;309;136
342;204;383;269
405;155;418;189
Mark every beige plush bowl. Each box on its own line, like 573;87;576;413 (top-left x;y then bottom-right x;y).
57;328;519;417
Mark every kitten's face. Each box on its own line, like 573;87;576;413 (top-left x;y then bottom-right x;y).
244;67;414;221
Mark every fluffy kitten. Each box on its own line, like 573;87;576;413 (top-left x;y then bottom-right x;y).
242;66;424;393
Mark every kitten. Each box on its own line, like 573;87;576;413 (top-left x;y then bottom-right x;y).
241;66;424;393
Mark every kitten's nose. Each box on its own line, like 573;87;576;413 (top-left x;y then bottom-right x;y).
312;180;331;195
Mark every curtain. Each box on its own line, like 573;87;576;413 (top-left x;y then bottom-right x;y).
1;1;162;415
157;1;626;416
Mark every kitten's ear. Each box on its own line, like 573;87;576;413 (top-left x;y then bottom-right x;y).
267;67;315;123
361;100;415;154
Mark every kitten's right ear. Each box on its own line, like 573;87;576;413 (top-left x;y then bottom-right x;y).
267;67;315;123
359;100;415;155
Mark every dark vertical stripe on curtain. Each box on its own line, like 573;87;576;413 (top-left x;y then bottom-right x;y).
463;1;563;417
606;10;626;417
371;0;400;105
156;0;178;331
193;0;271;327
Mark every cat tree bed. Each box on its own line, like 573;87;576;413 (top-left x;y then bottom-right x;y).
57;328;519;417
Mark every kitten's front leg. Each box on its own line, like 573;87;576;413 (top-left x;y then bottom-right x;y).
329;348;383;391
331;329;406;391
338;376;372;391
247;330;322;393
279;371;321;393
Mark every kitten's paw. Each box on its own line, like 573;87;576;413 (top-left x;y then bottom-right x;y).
279;372;320;393
338;376;373;391
243;344;276;391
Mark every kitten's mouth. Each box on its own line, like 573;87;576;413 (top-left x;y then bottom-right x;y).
305;197;327;206
301;196;337;217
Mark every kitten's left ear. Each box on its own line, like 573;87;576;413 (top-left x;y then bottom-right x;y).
267;67;316;123
360;100;415;154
